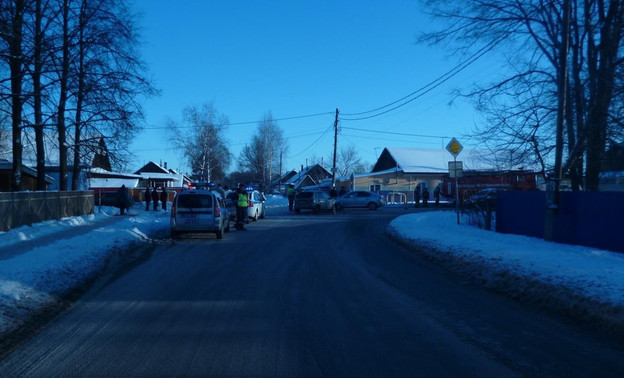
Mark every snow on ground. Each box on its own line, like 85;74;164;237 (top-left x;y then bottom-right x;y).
1;195;623;340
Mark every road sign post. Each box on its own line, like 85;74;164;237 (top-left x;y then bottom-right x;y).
446;138;463;224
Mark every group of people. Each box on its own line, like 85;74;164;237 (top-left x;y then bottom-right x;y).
144;187;169;211
414;185;441;207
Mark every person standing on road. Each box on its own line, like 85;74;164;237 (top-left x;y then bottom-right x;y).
236;184;249;230
160;188;168;211
287;183;295;211
151;188;159;211
434;185;440;207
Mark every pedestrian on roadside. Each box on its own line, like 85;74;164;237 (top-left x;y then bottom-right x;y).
144;187;150;211
414;187;421;208
287;183;295;211
151;187;159;211
434;185;440;207
116;185;132;215
422;188;430;207
160;188;168;211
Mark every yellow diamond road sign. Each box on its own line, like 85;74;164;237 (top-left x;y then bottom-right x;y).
446;137;463;157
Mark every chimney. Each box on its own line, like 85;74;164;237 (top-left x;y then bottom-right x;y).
164;162;168;170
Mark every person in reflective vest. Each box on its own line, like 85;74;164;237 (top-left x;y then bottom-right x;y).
236;184;249;230
287;184;295;211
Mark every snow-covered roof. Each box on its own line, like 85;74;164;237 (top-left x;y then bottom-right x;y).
383;147;492;173
137;172;179;182
89;178;140;188
89;167;142;178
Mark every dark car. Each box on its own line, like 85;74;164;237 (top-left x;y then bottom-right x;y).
294;191;336;214
336;191;385;211
95;190;134;209
465;188;498;209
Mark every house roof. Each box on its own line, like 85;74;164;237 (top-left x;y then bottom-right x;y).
134;161;169;175
373;147;495;174
288;164;332;189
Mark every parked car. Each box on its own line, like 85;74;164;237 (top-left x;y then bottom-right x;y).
224;189;266;221
247;190;266;221
170;189;230;239
464;188;498;209
294;190;336;214
94;190;134;209
225;190;238;221
336;191;385;210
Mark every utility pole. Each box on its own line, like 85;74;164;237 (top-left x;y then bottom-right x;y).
332;108;339;187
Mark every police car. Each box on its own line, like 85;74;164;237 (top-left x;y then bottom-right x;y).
170;182;230;239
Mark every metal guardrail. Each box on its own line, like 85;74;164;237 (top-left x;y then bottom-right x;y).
386;191;407;204
0;191;94;231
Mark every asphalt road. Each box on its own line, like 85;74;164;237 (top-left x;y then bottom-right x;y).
1;207;624;377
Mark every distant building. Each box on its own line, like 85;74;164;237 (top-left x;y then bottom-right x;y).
334;147;500;203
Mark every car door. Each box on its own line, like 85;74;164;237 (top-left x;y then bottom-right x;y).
356;191;371;207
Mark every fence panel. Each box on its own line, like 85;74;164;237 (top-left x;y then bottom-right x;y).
0;191;94;231
497;191;624;253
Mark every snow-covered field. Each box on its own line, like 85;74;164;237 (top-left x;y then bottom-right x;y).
1;195;623;341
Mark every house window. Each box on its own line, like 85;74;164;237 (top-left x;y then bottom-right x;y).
370;184;381;192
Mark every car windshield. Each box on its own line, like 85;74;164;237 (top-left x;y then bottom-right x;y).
178;195;212;208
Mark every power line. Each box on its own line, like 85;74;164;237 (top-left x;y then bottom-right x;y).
286;122;335;159
142;111;335;130
340;36;505;121
341;126;450;139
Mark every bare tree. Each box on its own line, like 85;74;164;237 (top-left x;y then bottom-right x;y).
169;103;231;182
418;0;624;191
68;0;156;188
238;111;288;184
0;0;28;190
325;145;367;177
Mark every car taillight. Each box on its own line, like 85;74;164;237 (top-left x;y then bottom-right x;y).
248;200;254;208
214;204;221;217
171;204;176;217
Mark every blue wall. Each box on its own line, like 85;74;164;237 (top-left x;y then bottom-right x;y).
496;191;624;253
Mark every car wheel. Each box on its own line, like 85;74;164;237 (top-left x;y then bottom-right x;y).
225;220;231;233
171;230;180;239
295;208;301;213
368;202;378;210
313;204;320;214
252;209;258;221
335;203;342;211
259;208;265;219
216;227;224;239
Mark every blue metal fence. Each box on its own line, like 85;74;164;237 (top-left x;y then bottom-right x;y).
496;191;624;253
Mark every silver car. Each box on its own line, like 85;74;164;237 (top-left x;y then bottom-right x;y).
170;190;230;239
294;191;336;214
336;191;385;211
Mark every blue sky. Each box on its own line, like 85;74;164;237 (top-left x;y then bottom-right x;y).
130;0;498;174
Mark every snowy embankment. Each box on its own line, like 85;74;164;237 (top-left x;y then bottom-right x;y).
387;211;624;332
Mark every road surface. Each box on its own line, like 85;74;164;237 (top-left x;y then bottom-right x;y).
1;207;623;376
